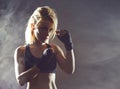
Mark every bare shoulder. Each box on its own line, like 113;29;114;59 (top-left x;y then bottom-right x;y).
50;44;61;52
50;44;64;55
14;45;26;63
15;45;26;56
49;44;66;63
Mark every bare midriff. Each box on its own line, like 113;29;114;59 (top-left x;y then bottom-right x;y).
27;73;57;89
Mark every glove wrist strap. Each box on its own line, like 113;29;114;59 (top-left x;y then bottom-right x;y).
64;43;73;51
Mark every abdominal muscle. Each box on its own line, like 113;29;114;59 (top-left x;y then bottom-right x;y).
27;73;57;89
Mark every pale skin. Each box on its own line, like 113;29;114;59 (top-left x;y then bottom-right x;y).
14;20;75;89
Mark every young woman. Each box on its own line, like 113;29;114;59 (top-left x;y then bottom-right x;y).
14;6;75;89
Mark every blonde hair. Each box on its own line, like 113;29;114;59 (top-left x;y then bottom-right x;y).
25;6;58;44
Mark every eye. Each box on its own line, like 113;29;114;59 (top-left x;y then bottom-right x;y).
38;26;53;32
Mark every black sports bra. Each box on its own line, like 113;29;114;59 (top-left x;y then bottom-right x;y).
24;44;57;73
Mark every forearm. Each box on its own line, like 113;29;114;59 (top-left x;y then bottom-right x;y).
56;29;75;74
65;49;75;74
18;66;39;86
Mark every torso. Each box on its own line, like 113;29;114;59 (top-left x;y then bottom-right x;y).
27;73;57;89
21;43;57;89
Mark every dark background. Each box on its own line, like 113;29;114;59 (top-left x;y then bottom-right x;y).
0;0;120;89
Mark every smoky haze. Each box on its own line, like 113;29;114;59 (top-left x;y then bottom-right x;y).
1;0;120;89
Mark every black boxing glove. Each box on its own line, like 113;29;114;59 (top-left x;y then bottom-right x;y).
57;30;73;51
36;48;56;72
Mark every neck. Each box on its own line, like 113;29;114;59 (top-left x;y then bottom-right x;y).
29;38;49;46
33;41;45;46
32;40;49;46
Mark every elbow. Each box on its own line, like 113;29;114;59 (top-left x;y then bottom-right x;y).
18;81;25;86
66;65;75;74
17;76;26;86
17;79;25;86
65;68;75;74
63;65;75;74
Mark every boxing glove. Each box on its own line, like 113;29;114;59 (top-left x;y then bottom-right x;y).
36;48;56;72
57;30;73;51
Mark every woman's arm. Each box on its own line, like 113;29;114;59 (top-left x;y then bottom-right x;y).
54;45;75;74
14;46;39;86
54;29;75;74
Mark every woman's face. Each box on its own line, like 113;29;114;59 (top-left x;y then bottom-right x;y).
34;20;53;43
